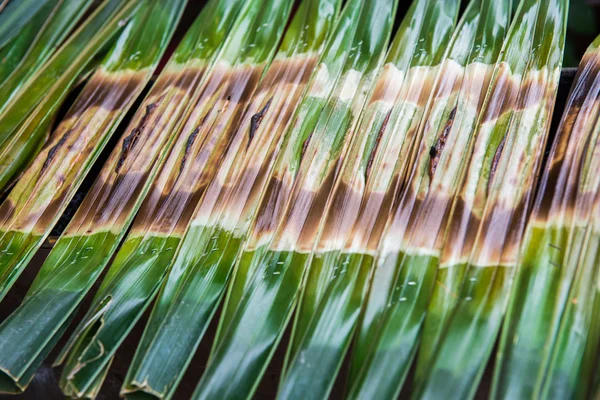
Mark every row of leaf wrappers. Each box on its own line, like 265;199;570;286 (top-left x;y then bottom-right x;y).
0;0;597;399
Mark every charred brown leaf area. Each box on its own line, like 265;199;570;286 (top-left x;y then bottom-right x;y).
65;171;150;234
481;66;520;123
251;175;293;239
170;66;208;92
317;181;362;248
300;130;314;163
476;195;530;263
260;57;318;88
0;200;15;224
488;133;507;196
366;109;392;178
40;129;74;176
440;197;483;263
291;166;338;250
536;65;600;219
116;103;158;173
132;184;208;236
249;98;273;147
68;72;147;118
429;107;457;179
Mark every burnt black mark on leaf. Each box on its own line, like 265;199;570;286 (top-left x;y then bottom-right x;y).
366;110;392;178
179;127;200;176
41;129;74;175
429;106;457;179
248;97;273;148
176;107;214;181
300;130;314;162
116;103;158;172
488;133;507;195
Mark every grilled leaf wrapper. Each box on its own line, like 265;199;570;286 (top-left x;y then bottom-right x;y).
122;1;340;398
193;0;396;398
0;1;176;308
0;0;138;191
277;0;465;398
416;0;568;398
55;0;296;398
346;1;511;398
0;0;248;394
493;32;600;400
412;0;514;388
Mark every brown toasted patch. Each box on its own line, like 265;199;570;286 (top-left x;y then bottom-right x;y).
407;191;455;251
126;63;266;236
535;54;600;219
405;67;440;107
65;171;150;235
369;63;405;104
481;64;520;123
291;165;339;251
251;174;294;240
260;57;318;88
440;196;483;264
316;180;362;249
0;200;15;224
470;194;530;265
67;70;147;117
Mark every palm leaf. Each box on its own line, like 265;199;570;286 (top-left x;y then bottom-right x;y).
54;0;296;397
192;0;396;398
278;0;467;398
416;0;568;398
346;1;511;398
0;0;53;50
0;0;137;192
541;191;600;399
121;1;340;398
0;0;249;394
493;30;600;400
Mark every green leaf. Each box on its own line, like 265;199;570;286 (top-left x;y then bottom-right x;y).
192;1;397;398
121;1;340;399
54;1;298;397
416;0;568;398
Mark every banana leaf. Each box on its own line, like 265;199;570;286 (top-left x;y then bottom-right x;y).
122;0;340;398
415;0;568;398
413;0;518;389
54;0;296;397
0;0;248;394
0;0;177;310
0;0;137;192
278;0;466;398
193;0;396;398
345;1;510;398
492;32;600;400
